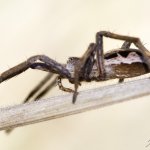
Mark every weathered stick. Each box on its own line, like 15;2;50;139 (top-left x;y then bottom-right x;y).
0;78;150;131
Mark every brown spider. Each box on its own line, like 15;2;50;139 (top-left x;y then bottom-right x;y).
0;31;150;104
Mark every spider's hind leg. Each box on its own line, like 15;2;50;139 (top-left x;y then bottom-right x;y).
118;41;132;84
121;41;131;49
96;31;150;70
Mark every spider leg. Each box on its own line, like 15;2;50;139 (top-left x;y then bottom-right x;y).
57;76;74;93
121;41;131;49
118;41;132;83
34;76;57;101
96;32;105;80
96;31;150;70
73;43;97;103
0;55;71;83
23;73;54;103
33;76;75;101
118;78;124;83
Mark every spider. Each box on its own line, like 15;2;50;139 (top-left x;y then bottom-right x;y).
0;31;150;104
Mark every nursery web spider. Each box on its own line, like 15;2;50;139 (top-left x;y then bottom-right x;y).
1;31;150;104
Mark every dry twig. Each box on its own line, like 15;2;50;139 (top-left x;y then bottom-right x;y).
0;78;150;131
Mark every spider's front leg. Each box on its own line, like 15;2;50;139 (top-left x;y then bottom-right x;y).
56;76;74;93
0;55;71;83
73;43;97;103
2;55;71;133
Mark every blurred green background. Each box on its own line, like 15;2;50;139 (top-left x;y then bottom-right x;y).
0;0;150;150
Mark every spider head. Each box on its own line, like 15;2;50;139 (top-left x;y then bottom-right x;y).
66;57;80;73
